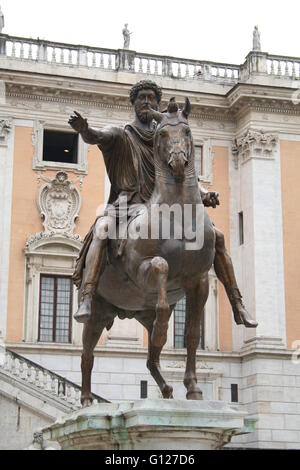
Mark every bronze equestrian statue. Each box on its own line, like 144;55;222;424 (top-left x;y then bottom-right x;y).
69;81;257;406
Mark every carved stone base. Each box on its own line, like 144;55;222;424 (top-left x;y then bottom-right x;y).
41;399;254;450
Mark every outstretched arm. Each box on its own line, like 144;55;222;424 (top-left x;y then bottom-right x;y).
68;111;113;146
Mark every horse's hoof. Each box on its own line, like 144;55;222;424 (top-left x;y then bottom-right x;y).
82;399;93;408
186;388;203;400
242;316;258;328
234;311;258;328
81;396;94;407
233;303;258;329
74;312;90;324
162;384;173;399
74;296;92;323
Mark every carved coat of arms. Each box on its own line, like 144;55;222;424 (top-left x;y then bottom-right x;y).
39;171;81;236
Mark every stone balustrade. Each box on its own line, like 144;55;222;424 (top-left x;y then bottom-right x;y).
134;52;240;82
1;348;107;408
0;33;299;85
0;34;117;70
267;54;300;79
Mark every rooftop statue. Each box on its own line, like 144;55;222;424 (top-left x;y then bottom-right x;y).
0;6;4;34
253;25;261;51
69;80;257;406
122;23;132;49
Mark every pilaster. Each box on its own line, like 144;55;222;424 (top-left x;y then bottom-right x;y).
0;117;13;339
232;129;286;350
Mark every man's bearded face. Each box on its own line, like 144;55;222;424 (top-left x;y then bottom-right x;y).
134;89;159;124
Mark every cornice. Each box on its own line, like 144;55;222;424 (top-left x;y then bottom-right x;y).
4;77;300;124
227;82;299;102
5;82;235;122
6;84;132;110
227;83;300;116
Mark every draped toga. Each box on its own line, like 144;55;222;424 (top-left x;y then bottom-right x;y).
73;123;156;287
103;123;155;206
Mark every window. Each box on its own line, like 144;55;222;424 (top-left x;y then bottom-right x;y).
38;275;73;343
194;139;214;185
43;130;78;164
174;297;204;350
231;384;239;403
239;211;244;245
32;121;88;173
140;381;148;399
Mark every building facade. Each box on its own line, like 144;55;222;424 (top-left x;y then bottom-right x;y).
0;31;300;449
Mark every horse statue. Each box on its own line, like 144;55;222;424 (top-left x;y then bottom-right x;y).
80;98;216;406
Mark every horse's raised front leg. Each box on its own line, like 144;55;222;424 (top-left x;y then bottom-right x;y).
184;274;209;400
138;256;170;349
137;257;173;399
138;310;174;399
81;299;114;407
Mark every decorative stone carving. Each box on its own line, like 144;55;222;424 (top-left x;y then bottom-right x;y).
0;119;12;146
25;230;82;249
40;171;80;234
26;172;82;249
232;129;278;169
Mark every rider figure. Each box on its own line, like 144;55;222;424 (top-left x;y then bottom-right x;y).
69;80;257;328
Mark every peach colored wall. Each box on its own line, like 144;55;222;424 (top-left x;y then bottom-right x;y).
280;141;300;348
7;128;42;342
6;128;105;342
76;145;106;237
207;146;232;351
143;328;148;348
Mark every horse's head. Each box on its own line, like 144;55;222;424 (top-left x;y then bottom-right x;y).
151;98;192;183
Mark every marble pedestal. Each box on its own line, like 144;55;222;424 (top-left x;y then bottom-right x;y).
42;400;254;450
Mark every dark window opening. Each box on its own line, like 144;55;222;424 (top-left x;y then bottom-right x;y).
140;381;148;399
239;211;244;245
43;130;78;164
174;297;204;350
38;275;73;343
231;384;239;403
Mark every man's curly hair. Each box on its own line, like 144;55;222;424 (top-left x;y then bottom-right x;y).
129;80;162;105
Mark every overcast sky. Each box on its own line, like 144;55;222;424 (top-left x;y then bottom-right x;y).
0;0;299;64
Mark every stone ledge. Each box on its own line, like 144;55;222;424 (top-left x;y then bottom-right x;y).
42;399;252;450
6;341;296;361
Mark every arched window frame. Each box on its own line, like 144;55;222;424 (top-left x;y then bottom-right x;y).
24;236;82;346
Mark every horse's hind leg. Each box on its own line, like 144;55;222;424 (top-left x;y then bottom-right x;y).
184;274;209;400
138;309;174;399
81;299;114;407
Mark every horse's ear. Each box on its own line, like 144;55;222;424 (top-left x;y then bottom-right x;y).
167;97;179;113
182;97;191;119
150;108;164;123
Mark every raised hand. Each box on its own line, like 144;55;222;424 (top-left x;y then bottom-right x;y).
68;111;88;133
202;191;220;208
